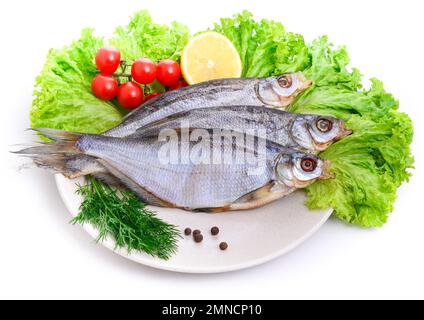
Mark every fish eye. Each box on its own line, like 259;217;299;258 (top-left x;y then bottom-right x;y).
316;119;333;132
278;75;292;88
300;158;317;172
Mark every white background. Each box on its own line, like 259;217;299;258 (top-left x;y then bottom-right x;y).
0;0;423;299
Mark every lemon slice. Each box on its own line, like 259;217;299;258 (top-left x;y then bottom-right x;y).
181;32;242;85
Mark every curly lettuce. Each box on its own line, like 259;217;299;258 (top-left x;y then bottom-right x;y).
31;29;122;134
30;11;190;134
214;11;413;227
110;11;189;63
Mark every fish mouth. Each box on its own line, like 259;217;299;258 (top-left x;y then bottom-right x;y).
319;160;336;180
300;79;313;91
337;123;353;140
294;72;313;91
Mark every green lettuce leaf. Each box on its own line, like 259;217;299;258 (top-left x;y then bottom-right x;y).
214;11;308;77
110;10;189;63
30;11;190;134
213;12;414;227
31;29;122;134
213;11;257;76
294;90;413;227
304;36;362;90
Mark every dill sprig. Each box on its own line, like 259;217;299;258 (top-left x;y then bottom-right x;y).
71;177;180;260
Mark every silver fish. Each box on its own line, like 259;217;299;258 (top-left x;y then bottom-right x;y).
105;72;312;138
17;129;333;212
136;105;352;153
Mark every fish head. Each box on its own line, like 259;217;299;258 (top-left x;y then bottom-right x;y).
275;152;334;188
291;115;353;151
256;72;313;108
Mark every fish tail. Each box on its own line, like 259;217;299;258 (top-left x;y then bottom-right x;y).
13;128;90;178
15;128;81;155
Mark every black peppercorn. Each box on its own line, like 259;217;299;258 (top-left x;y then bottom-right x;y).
194;233;203;243
219;242;228;250
211;226;219;236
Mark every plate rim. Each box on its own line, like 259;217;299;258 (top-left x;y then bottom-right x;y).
55;174;332;274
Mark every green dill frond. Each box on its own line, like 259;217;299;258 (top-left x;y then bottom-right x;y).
71;177;180;260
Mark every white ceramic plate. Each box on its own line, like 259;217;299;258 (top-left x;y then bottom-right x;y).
55;174;332;273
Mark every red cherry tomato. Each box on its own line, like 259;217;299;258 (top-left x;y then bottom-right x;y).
156;59;181;86
91;75;118;100
144;92;162;102
118;82;144;109
131;58;157;84
95;46;121;75
169;80;188;91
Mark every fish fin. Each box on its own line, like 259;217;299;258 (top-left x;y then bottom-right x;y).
96;159;175;208
131;110;191;138
194;181;292;213
90;172;124;187
191;206;231;213
140;111;188;130
228;181;292;211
